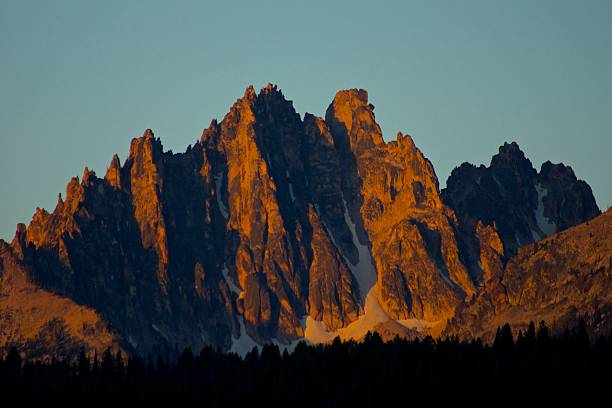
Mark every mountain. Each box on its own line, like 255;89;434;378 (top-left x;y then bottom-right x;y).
442;142;600;254
0;84;607;358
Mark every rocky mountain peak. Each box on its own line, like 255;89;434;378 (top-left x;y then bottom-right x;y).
200;119;219;146
540;160;575;179
442;142;600;254
260;82;281;96
537;160;600;231
395;131;415;146
10;223;27;255
81;167;96;186
128;129;164;165
303;113;334;146
325;88;383;155
490;141;537;179
243;84;257;101
105;154;122;189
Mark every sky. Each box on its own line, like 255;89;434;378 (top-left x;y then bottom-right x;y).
1;0;611;240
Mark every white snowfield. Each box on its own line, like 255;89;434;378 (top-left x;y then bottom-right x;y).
303;198;388;343
230;316;260;356
229;195;436;356
222;264;241;294
215;172;229;219
533;184;556;240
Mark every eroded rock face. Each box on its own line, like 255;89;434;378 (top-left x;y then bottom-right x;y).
0;84;607;355
306;207;360;329
442;142;600;254
201;84;363;341
323;90;480;322
445;209;612;342
11;130;237;355
538;161;601;231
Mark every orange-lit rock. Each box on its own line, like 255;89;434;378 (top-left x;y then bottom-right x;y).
126;129;169;291
105;154;122;189
0;84;606;356
324;90;476;322
446;209;612;341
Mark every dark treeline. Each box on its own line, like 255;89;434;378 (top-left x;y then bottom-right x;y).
0;321;610;407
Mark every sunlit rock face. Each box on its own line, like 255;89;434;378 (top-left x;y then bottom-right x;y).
0;84;607;356
445;209;612;342
324;90;478;323
200;84;362;342
442;142;600;255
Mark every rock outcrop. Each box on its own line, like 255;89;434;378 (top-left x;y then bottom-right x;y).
200;84;362;342
445;209;612;341
442;142;600;254
323;90;480;323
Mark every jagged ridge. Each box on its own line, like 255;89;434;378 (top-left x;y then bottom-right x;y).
0;84;605;357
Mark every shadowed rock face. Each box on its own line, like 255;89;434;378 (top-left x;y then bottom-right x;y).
0;239;120;360
442;142;600;254
0;84;607;356
11;129;237;355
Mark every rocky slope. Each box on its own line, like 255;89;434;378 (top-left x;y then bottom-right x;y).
324;90;478;324
0;240;119;359
0;84;607;357
445;209;612;342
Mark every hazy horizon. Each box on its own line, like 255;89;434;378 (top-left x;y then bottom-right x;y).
1;0;611;240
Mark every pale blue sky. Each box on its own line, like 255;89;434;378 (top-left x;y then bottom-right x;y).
1;0;611;240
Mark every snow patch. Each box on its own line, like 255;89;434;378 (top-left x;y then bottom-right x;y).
341;198;377;298
303;197;393;343
303;317;336;343
437;267;456;289
514;231;522;247
530;228;540;242
492;175;503;192
230;317;260;356
215;172;228;219
271;337;301;354
397;318;437;333
128;336;138;349
304;283;392;342
286;170;296;201
230;195;439;353
222;264;241;294
288;183;296;201
151;324;168;341
230;316;306;357
534;184;556;238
